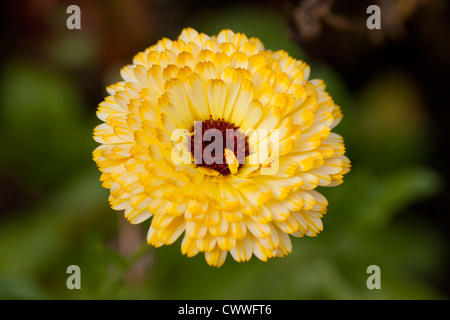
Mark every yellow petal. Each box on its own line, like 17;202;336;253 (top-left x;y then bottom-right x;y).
224;148;238;174
204;247;227;267
197;166;221;176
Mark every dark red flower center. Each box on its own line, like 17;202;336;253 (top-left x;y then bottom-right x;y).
190;116;249;176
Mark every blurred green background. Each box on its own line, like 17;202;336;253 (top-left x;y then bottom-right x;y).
1;0;449;299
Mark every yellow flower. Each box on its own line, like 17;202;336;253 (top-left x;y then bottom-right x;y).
93;28;350;267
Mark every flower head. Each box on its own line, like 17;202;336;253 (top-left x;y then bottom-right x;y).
93;28;350;267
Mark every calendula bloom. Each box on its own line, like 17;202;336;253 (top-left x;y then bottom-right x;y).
93;28;350;267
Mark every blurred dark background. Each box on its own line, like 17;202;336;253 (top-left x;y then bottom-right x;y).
0;0;449;299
